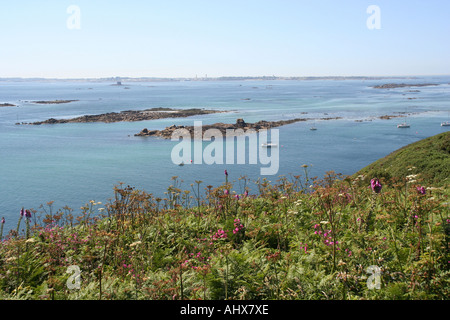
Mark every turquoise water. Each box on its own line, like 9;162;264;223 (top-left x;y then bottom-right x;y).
1;77;449;232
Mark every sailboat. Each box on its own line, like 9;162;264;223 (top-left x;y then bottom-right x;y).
397;122;410;128
310;121;317;130
441;111;450;126
397;109;410;128
261;142;278;148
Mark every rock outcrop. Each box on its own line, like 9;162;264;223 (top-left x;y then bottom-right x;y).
135;117;342;139
21;108;223;125
372;83;438;89
32;100;79;104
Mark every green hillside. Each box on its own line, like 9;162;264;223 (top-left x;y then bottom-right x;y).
0;132;448;301
356;131;450;187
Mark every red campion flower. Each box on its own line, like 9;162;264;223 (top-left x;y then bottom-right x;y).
417;186;426;195
370;178;382;194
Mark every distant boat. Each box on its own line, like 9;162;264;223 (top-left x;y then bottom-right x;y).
310;121;317;130
261;142;278;148
397;122;410;128
441;112;450;126
398;108;410;128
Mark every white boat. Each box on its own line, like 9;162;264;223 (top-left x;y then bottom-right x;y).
261;142;278;148
441;121;450;127
397;122;410;128
310;126;317;131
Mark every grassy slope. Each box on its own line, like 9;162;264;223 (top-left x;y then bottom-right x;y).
356;131;450;187
0;132;449;301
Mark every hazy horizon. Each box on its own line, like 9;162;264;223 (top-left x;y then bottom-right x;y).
1;74;449;81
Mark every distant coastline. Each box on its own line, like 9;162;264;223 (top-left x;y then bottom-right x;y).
0;75;420;83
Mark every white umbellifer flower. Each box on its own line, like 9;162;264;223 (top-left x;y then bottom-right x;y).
129;241;142;247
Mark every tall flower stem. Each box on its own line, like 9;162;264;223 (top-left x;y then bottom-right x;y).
0;217;4;240
16;210;23;238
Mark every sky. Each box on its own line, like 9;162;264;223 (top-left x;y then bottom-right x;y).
0;0;449;79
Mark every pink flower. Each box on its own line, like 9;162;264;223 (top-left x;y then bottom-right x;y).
224;189;229;195
224;170;228;176
370;178;382;194
417;186;426;195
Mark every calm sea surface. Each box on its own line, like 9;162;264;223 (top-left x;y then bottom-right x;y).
1;77;449;232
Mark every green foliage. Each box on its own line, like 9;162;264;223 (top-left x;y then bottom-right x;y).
0;136;449;300
356;131;450;187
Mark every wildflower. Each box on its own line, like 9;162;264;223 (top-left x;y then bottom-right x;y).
224;189;229;195
25;209;31;219
244;190;249;197
129;241;142;247
233;218;244;234
235;194;240;200
20;208;25;217
224;170;228;176
1;217;4;224
370;178;382;194
417;186;426;195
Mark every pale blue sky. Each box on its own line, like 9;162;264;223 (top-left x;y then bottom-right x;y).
0;0;449;78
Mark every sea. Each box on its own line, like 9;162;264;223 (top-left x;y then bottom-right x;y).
1;76;449;233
